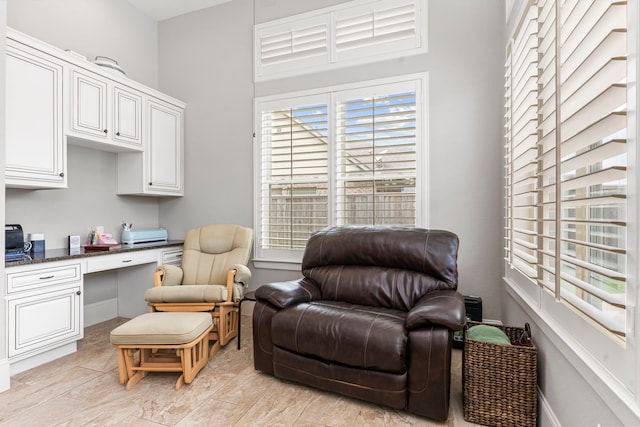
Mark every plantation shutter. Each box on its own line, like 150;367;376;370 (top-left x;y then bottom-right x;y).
334;0;420;61
335;81;418;226
254;0;424;81
505;4;539;280
256;16;329;78
505;0;628;337
258;97;329;253
554;0;627;335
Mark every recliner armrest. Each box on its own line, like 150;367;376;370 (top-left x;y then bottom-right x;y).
255;278;321;309
406;290;465;330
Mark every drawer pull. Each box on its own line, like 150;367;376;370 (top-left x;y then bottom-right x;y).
39;275;55;280
122;259;133;263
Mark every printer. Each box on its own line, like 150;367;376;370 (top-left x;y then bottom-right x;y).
121;228;168;248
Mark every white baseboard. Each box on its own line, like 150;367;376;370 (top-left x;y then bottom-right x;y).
539;387;561;427
0;358;10;392
10;342;76;376
84;298;118;327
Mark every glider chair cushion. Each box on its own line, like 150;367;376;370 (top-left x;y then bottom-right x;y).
253;226;465;421
145;224;253;356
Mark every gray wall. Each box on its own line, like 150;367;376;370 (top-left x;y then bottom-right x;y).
158;0;506;319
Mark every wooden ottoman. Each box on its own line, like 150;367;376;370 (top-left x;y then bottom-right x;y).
110;312;213;390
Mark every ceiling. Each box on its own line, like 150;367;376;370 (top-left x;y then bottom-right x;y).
126;0;232;21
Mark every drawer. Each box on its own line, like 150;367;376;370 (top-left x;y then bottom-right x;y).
7;262;82;294
85;250;158;273
161;249;183;266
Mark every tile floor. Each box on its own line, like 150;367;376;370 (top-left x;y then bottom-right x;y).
0;314;478;426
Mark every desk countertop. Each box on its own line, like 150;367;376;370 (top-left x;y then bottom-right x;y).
5;240;184;268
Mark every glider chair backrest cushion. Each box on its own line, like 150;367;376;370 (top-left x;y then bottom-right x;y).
181;224;253;286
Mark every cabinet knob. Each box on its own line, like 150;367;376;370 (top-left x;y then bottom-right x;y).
149;182;153;186
59;172;64;178
76;290;81;296
103;129;108;134
116;131;121;136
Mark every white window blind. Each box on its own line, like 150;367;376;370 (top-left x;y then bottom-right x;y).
254;0;425;81
256;16;329;78
334;1;419;62
555;0;627;336
255;75;426;263
335;83;417;225
258;96;329;254
505;0;628;338
504;4;539;281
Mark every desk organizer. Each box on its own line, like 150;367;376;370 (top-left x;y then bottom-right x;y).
463;321;538;427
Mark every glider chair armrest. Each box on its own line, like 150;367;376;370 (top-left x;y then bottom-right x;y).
226;264;253;303
230;263;252;286
153;264;184;287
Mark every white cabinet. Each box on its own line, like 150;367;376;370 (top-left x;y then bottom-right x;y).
118;96;185;196
68;68;143;152
160;247;183;266
5;28;185;196
5;261;83;360
5;37;66;188
113;85;143;146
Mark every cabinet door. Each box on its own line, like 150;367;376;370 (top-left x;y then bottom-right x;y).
146;98;183;195
71;69;109;140
113;85;142;147
8;286;83;358
5;42;66;188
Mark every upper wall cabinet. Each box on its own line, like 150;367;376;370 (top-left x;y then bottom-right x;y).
5;28;186;196
67;68;143;152
117;97;184;196
5;37;66;188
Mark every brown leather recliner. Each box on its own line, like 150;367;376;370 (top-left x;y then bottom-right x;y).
252;226;465;421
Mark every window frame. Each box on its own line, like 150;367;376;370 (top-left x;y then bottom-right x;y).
253;73;428;270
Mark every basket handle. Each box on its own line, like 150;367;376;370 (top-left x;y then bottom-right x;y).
515;322;532;345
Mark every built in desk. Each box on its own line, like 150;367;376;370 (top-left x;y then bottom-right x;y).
4;241;183;375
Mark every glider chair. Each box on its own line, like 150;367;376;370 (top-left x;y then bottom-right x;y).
145;224;253;357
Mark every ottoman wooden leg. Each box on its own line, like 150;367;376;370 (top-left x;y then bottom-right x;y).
116;348;129;384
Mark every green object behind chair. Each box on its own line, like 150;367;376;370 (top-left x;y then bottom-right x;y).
467;324;511;345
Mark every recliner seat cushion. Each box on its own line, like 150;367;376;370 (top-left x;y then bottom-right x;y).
144;284;227;303
271;301;407;373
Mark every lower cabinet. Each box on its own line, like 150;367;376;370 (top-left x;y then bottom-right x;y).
4;245;182;375
5;260;83;362
7;285;82;358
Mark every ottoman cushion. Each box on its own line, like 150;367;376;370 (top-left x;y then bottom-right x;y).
110;312;212;346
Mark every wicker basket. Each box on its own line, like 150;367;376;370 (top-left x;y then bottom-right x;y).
463;321;537;427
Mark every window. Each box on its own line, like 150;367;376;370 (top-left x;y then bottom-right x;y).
504;0;632;387
255;75;427;265
254;0;425;81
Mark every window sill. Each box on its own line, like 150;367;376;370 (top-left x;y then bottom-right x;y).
252;258;301;271
504;277;640;425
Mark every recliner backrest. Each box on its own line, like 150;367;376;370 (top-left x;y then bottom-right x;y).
301;226;459;311
181;224;253;286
